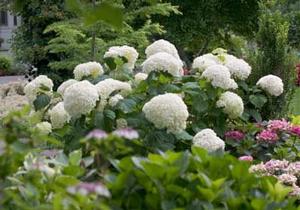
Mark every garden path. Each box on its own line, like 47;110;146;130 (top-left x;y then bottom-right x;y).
0;76;25;84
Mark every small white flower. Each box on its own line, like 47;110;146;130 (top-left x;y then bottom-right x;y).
142;52;183;77
193;129;225;152
57;79;78;97
192;54;218;73
216;91;244;118
104;45;139;71
49;102;71;129
36;121;52;135
142;93;189;134
64;80;99;118
224;55;251;80
73;61;104;80
108;94;123;107
24;75;53;104
256;75;284;96
134;72;148;84
95;78;131;111
201;65;238;89
116;118;128;129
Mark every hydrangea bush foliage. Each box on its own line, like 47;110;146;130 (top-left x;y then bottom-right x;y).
1;39;299;208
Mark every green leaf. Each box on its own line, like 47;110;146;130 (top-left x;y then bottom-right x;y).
175;131;193;141
116;99;136;113
249;94;267;109
104;109;116;120
33;94;51;111
104;57;117;70
69;150;82;166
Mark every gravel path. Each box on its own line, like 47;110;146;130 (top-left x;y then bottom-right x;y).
0;76;25;84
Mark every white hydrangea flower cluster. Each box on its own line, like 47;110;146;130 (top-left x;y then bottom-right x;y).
24;75;54;104
142;93;189;134
57;79;77;97
145;39;181;61
201;65;238;90
104;45;139;71
134;72;148;84
64;81;99;118
192;129;225;152
49;102;71;129
216;91;244;118
192;53;218;73
108;94;124;107
95;78;131;110
73;61;104;80
224;55;251;80
142;52;183;77
256;75;284;96
36;121;52;135
192;52;251;80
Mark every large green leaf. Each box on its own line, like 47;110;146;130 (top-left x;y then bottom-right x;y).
33;94;51;111
249;94;267;109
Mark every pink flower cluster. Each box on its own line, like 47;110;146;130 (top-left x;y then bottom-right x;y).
267;119;290;131
255;119;300;143
250;159;300;197
238;155;253;162
86;128;139;140
225;130;245;141
256;129;278;143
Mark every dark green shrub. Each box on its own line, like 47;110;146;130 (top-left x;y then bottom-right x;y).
0;56;12;72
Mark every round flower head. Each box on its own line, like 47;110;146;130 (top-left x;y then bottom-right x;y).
216;91;244;118
142;93;189;134
49;102;71;129
104;45;138;71
224;56;251;80
201;65;238;89
256;75;284;96
134;72;148;84
73;61;104;80
278;174;297;186
57;79;77;97
142;52;183;77
64;80;99;118
24;75;54;104
145;39;181;61
256;129;278;143
95;78;131;111
108;94;123;107
193;128;225;152
36;121;52;135
192;54;218;73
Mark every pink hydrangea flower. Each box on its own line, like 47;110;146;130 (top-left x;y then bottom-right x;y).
256;129;278;143
267;119;290;131
68;182;111;197
264;159;289;174
278;174;297;186
112;128;139;140
86;129;108;140
238;155;253;162
290;125;300;137
225;130;245;141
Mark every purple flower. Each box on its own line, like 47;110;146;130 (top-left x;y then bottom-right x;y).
238;155;253;162
286;162;300;176
278;173;297;186
112;128;139;140
290;184;300;197
290;125;300;137
267;119;290;131
68;182;111;197
256;129;278;143
86;129;108;140
264;159;289;174
225;130;245;141
41;149;61;159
